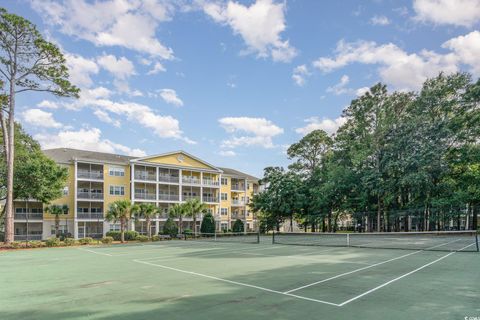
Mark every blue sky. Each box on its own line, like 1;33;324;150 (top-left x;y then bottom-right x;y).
4;0;480;177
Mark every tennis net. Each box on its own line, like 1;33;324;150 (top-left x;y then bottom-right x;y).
185;232;260;244
272;231;479;252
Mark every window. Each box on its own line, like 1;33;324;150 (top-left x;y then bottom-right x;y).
51;225;68;235
221;222;228;231
109;185;125;196
15;208;27;213
109;224;121;232
221;178;228;185
221;208;228;215
63;186;69;196
109;166;125;177
247;183;251;190
221;193;228;201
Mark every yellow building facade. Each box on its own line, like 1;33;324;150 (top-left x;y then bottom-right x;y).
12;149;260;240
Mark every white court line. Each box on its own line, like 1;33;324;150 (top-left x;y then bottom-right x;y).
337;242;476;306
77;248;112;256
283;238;463;294
133;258;340;307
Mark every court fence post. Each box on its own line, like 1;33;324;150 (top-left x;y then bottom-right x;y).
476;233;479;252
347;233;350;247
214;231;217;242
272;230;275;244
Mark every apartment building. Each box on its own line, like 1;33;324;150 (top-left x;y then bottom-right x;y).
13;148;260;241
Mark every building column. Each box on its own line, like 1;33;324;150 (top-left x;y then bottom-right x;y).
244;179;247;234
73;160;78;239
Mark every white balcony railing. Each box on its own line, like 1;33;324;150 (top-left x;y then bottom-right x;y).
134;193;156;200
182;177;200;185
203;179;220;186
134;172;156;181
77;212;104;219
231;184;246;191
77;191;104;200
14;234;42;241
77;170;103;180
183;195;200;201
158;194;180;201
158;175;179;183
203;196;218;203
232;200;245;206
14;213;43;220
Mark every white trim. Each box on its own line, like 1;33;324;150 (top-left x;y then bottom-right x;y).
131;150;223;173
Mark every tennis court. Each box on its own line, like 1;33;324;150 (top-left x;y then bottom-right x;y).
0;233;479;320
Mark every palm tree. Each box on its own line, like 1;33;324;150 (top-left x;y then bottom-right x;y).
132;203;158;238
105;200;134;243
184;198;208;236
168;203;186;235
45;204;68;238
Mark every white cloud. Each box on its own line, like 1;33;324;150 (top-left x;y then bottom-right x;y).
93;109;121;128
312;38;461;90
37;100;60;109
295;117;347;136
413;0;480;27
147;62;166;75
326;75;351;95
442;31;480;75
203;0;297;62
370;15;390;26
159;89;184;107
35;127;146;157
97;54;136;80
292;64;310;86
219;117;283;148
21;109;63;128
356;86;370;96
31;0;174;59
65;53;99;87
219;150;236;157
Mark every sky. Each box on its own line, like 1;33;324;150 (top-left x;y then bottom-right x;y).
3;0;480;177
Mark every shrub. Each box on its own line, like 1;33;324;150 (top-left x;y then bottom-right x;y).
137;235;149;242
232;219;244;233
106;231;121;241
101;236;114;244
200;213;216;234
183;228;192;235
124;231;138;241
11;241;23;249
151;235;160;241
46;237;60;247
162;217;178;237
28;241;45;248
78;237;93;245
63;238;76;246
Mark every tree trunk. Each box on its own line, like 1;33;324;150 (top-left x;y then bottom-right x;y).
290;215;293;232
120;218;125;243
4;78;15;243
55;214;60;238
179;216;183;234
377;198;382;232
327;211;332;232
147;216;151;238
193;215;197;236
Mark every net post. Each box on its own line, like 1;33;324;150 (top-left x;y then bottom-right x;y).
347;233;350;247
257;231;260;244
475;232;479;252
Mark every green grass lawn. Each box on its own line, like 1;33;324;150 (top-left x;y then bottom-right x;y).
0;238;479;320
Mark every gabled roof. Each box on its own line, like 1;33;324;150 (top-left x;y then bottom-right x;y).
219;167;260;182
43;148;134;164
131;150;222;172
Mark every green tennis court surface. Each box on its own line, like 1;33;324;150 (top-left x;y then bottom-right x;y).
1;237;479;320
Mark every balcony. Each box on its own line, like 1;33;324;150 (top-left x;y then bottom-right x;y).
14;234;42;241
77;191;104;200
77;212;104;219
158;175;179;183
183;195;200;201
203;196;218;203
14;213;43;220
77;170;103;180
134;193;156;200
231;184;246;191
203;179;220;187
182;177;200;185
232;200;245;206
158;194;180;201
134;172;156;181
